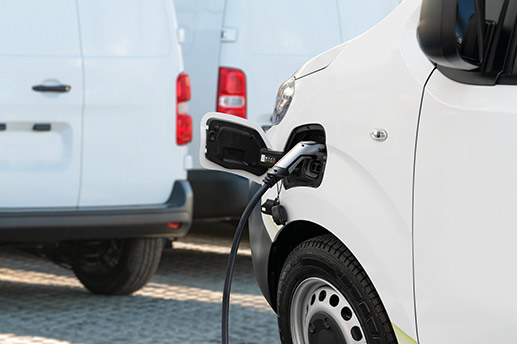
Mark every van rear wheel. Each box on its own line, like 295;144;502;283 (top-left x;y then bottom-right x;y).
72;237;164;295
277;234;397;344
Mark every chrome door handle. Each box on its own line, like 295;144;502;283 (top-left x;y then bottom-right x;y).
32;84;71;93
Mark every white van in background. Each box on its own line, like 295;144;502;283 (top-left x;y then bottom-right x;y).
174;0;402;218
0;0;192;295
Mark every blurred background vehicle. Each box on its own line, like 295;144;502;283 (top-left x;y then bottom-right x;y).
174;0;403;220
0;0;192;295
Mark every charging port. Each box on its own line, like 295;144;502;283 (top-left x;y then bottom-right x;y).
282;124;326;190
308;160;323;176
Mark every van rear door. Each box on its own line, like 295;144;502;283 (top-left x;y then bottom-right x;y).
77;0;185;207
0;0;83;207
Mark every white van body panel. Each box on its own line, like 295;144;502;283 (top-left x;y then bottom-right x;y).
77;0;186;206
262;0;431;340
0;0;187;209
293;44;348;79
0;0;83;207
414;72;517;343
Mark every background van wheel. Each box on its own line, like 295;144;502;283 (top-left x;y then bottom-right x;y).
277;234;397;344
72;237;164;295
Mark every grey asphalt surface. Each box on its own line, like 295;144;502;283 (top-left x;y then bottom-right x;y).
0;221;281;344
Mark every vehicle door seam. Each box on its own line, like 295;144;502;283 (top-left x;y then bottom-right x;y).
411;66;437;344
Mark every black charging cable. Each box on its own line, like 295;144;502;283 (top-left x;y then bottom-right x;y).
221;141;326;344
221;176;280;344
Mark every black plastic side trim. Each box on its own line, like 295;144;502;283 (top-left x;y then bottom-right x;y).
33;123;51;131
0;181;193;242
0;224;190;243
248;181;274;308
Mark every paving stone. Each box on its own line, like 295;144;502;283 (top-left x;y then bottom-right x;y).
0;222;281;344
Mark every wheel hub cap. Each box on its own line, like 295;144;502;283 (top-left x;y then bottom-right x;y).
308;312;347;344
290;277;367;344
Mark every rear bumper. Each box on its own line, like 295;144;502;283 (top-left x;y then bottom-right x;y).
0;180;193;242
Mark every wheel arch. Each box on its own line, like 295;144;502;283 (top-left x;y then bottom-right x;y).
265;218;416;343
267;220;330;311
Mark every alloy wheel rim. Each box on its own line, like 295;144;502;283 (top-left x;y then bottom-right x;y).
290;277;367;344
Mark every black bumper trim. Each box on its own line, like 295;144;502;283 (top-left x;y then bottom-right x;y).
0;180;193;242
248;182;274;309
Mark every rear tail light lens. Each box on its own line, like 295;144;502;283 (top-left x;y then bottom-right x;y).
176;113;192;146
217;67;246;118
176;73;192;145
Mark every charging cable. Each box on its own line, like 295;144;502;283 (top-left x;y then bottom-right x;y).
221;141;326;344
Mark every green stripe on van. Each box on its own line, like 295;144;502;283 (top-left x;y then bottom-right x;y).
392;324;417;344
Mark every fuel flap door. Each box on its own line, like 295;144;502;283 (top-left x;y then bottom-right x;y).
200;112;279;184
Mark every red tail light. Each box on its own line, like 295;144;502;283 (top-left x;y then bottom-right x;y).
217;67;246;118
176;73;192;145
167;222;182;230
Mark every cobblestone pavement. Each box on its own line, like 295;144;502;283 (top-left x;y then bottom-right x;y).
0;222;281;344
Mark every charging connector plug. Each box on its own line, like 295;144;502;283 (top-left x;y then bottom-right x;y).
262;141;326;187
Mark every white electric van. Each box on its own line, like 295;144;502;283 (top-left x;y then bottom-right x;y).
174;0;402;218
201;0;517;342
0;0;193;295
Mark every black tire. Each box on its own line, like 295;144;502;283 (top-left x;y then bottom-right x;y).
72;237;164;295
277;234;397;344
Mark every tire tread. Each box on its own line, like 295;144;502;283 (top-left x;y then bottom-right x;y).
74;238;164;295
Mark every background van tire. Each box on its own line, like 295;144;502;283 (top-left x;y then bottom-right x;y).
72;237;164;295
277;234;397;344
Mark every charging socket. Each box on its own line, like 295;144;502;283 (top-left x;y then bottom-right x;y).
282;124;327;190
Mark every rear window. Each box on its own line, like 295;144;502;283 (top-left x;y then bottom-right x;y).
249;0;341;56
78;0;172;57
